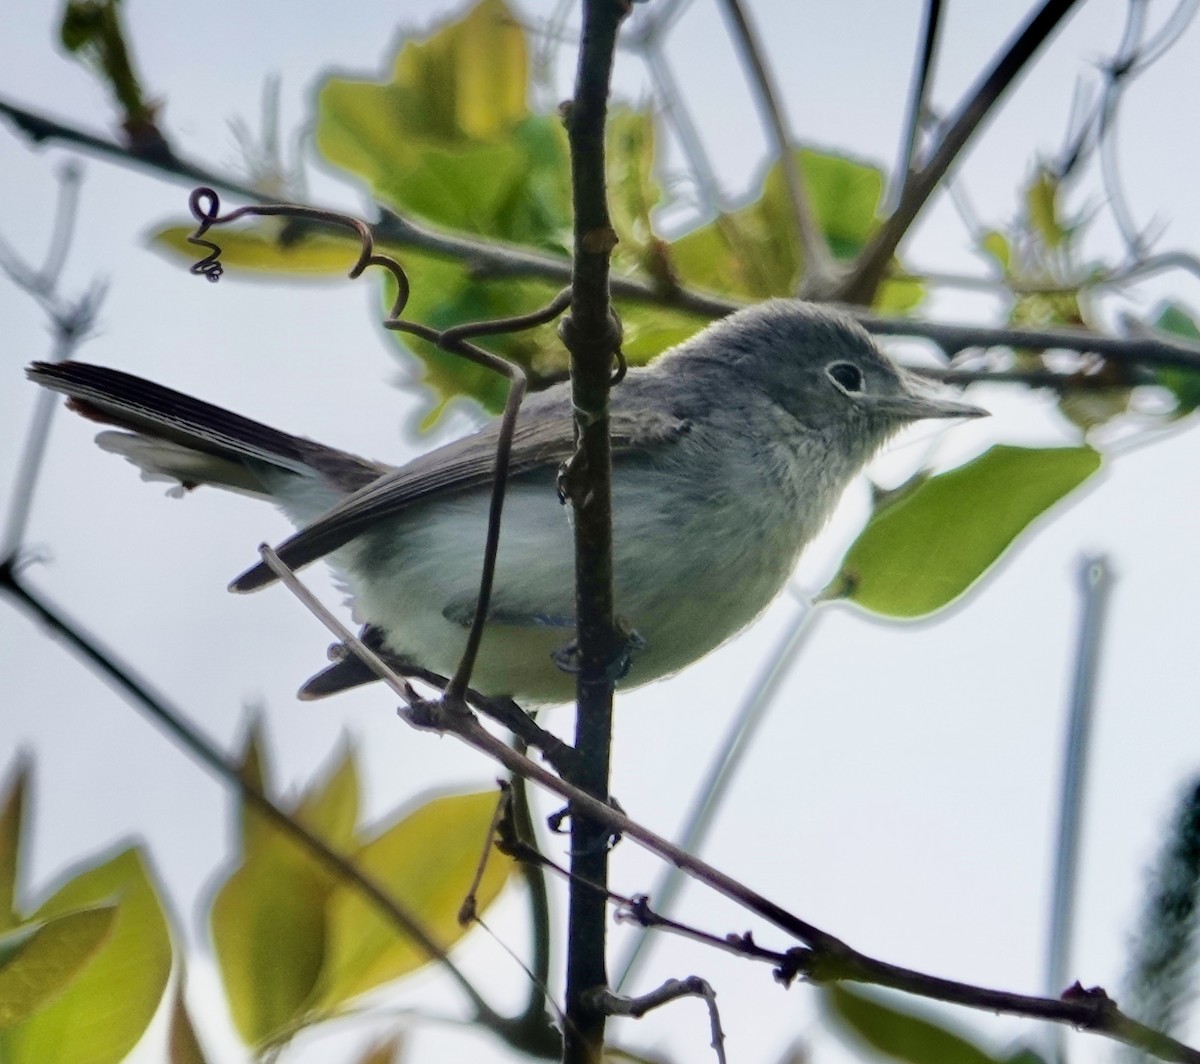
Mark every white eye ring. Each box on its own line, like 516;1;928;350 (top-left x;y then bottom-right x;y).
826;361;864;395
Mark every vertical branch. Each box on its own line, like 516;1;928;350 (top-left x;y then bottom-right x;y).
887;0;944;212
1045;555;1114;1064
560;2;628;1062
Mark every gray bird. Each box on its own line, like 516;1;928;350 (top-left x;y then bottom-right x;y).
26;299;984;705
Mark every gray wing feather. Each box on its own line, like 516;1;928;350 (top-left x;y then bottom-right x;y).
231;392;689;591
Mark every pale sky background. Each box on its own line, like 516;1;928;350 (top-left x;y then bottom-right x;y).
3;1;1200;1063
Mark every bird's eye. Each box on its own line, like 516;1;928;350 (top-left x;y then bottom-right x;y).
826;362;864;394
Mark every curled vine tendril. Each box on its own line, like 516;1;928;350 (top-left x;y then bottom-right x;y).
185;186;413;313
180;185;584;706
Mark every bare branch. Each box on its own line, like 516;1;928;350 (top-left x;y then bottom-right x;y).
559;3;629;1058
836;0;1087;304
0;166;106;558
888;0;944;211
615;599;818;992
854;311;1200;372
589;978;726;1064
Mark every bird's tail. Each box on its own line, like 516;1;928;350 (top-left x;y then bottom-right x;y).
26;361;385;500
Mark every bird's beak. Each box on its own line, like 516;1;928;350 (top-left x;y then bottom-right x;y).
864;370;989;421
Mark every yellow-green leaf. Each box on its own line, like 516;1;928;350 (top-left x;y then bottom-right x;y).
391;0;526;141
607;107;662;273
0;906;117;1028
0;755;29;932
0;848;172;1064
294;741;360;858
314;790;514;1009
667;147;923;312
826;445;1102;618
150;224;364;276
822;985;1006;1064
981;229;1011;271
211;833;327;1049
1027;168;1066;249
314;0;542;235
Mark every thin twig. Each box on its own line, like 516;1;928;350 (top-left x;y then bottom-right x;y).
633;40;723;216
853;311;1200;372
508;765;557;1029
889;0;944;212
0;166;105;558
589;978;727;1064
499;825;793;969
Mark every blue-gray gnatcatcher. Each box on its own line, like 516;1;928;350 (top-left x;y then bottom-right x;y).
27;299;985;704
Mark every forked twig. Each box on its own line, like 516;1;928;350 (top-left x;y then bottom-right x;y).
589;978;726;1064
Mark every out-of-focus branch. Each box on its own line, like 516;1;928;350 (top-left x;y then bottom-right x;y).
835;0;1087;304
889;0;944;212
854;311;1200;372
0;164;106;559
1044;556;1113;1064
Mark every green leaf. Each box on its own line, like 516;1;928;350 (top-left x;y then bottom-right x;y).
211;832;328;1049
314;790;514;1009
980;230;1011;271
294;741;360;858
826;445;1102;618
213;735;362;1048
0;848;172;1064
0;905;118;1028
822;985;1006;1064
313;0;559;242
1152;303;1200;416
801;147;884;261
667;147;923;311
0;755;30;932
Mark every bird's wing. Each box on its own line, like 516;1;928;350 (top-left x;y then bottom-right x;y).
231;395;690;591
